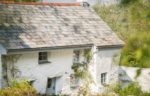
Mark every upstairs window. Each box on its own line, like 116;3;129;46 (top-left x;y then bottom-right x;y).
101;72;107;84
38;52;49;64
73;50;80;64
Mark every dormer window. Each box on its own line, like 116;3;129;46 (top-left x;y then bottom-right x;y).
38;52;49;64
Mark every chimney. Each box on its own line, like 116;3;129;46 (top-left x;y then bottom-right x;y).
82;2;90;8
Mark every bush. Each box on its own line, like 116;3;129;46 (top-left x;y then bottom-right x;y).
0;81;36;96
113;83;150;96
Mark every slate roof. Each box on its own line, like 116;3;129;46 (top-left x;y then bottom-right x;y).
0;3;124;51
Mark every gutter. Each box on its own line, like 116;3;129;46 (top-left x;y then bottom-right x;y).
7;44;93;54
6;44;124;54
97;44;124;49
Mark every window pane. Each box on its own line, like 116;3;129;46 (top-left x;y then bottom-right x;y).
39;52;48;61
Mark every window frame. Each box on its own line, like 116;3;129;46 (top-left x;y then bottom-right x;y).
38;52;50;64
47;78;52;88
101;72;107;84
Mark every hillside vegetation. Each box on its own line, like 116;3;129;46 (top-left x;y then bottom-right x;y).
94;0;150;68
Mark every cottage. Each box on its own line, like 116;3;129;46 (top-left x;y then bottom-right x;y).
0;2;124;95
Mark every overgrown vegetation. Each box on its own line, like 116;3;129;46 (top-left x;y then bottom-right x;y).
0;81;36;96
93;0;150;68
2;55;21;86
113;83;150;96
71;49;93;96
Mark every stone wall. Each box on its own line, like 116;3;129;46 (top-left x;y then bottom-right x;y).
119;66;150;92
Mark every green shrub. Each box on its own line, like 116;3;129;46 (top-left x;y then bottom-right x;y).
0;81;36;96
113;83;150;96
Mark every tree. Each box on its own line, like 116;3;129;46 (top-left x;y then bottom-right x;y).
94;0;150;68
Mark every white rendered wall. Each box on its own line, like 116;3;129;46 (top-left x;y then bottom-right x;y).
42;0;120;5
120;66;150;92
4;47;122;94
0;55;2;89
96;48;121;91
14;49;74;94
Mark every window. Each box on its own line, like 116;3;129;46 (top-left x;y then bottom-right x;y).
38;52;49;64
47;78;56;90
101;72;107;84
73;50;80;63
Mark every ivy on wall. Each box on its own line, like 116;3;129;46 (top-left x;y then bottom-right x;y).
2;54;21;86
71;49;94;95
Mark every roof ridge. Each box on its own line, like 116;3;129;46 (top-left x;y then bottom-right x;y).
0;1;81;6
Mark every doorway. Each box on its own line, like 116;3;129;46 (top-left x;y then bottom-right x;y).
46;77;56;95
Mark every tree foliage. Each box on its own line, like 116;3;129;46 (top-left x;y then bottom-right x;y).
93;0;150;68
113;83;150;96
121;32;150;67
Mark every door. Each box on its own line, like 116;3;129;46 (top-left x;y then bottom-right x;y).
46;78;56;95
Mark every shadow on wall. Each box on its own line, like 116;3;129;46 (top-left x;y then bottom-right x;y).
0;5;31;49
0;4;53;50
118;67;132;88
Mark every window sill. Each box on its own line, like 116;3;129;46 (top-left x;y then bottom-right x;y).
39;61;51;64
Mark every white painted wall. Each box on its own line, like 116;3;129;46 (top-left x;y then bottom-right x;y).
14;49;74;94
96;48;121;91
42;0;120;5
89;46;99;92
120;66;150;92
2;46;122;94
0;55;2;89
